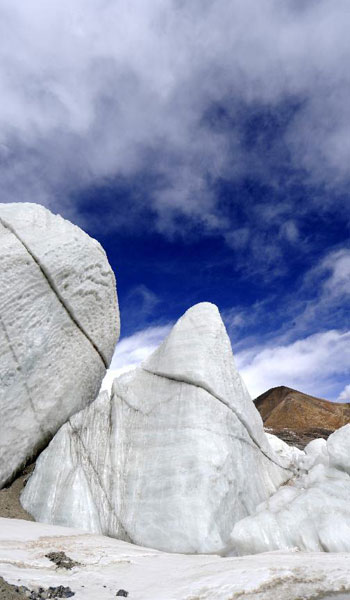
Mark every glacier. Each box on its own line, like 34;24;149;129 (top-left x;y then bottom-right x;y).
22;302;292;554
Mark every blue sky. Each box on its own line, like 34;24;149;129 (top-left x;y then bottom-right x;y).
1;0;349;400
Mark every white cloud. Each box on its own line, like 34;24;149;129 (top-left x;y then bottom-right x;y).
221;248;350;400
101;317;350;403
291;248;350;334
2;1;350;233
338;384;350;402
321;249;350;298
236;329;350;400
100;323;171;392
223;246;350;348
279;220;299;243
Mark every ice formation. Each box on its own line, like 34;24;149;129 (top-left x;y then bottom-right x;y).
230;424;350;554
0;203;119;488
22;302;291;554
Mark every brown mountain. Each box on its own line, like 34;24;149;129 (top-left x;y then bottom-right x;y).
254;386;350;448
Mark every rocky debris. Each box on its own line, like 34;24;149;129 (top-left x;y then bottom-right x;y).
45;552;81;570
265;426;334;450
21;303;291;554
0;202;119;488
229;424;350;554
0;578;74;599
15;585;74;599
0;463;34;520
0;576;27;600
1;518;350;600
255;386;350;433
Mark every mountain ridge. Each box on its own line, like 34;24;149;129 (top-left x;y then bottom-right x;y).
255;386;350;443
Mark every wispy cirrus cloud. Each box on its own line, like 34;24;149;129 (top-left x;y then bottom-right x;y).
224;246;350;349
225;247;350;399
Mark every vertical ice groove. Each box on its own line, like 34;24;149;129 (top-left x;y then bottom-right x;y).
67;419;133;543
141;366;292;472
0;313;45;437
0;216;107;368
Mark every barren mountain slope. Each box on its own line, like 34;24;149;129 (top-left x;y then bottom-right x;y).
255;386;350;447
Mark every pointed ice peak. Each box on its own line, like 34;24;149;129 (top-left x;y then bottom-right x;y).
144;302;237;395
143;302;270;448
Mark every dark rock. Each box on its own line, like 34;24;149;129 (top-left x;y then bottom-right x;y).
0;578;75;600
45;551;80;570
116;591;129;597
265;426;334;449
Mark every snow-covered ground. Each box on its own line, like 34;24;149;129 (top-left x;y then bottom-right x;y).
1;518;350;600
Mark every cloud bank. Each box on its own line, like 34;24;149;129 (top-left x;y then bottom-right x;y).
1;0;350;239
102;323;350;401
237;329;350;400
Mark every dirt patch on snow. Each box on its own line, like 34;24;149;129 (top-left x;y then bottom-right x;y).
0;463;34;521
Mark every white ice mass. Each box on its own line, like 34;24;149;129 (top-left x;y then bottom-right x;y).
230;424;350;554
21;302;292;554
0;203;119;488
